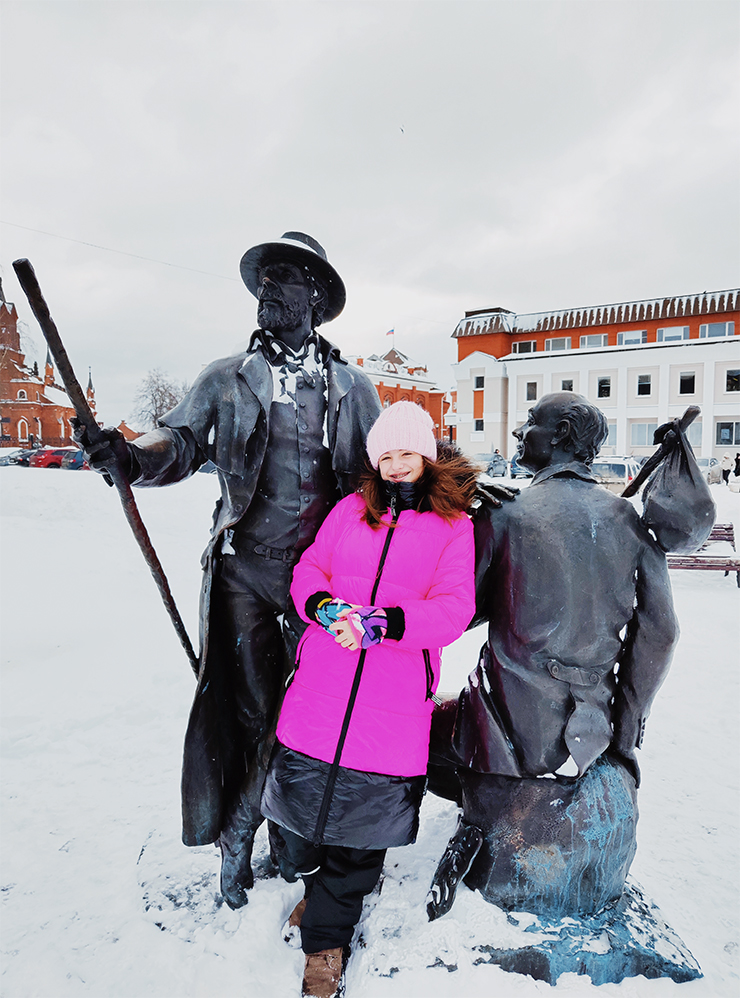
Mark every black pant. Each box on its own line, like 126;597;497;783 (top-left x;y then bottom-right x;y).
276;827;386;953
212;552;304;839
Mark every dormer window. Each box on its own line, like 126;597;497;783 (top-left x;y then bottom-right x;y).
700;322;735;338
545;337;571;351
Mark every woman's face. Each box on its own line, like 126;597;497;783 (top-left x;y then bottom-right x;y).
378;449;425;483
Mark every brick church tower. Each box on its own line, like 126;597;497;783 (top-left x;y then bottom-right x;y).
0;280;90;447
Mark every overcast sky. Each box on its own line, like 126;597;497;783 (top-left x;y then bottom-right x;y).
2;0;738;426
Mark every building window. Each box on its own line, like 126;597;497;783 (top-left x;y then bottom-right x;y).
716;422;740;446
580;334;609;348
415;398;425;408
727;370;740;392
617;330;647;346
657;326;690;342
474;375;484;389
17;390;27;400
383;395;392;408
637;374;651;396
686;421;702;448
512;341;536;354
631;422;658;446
597;377;611;398
474;419;484;432
18;419;29;441
679;372;696;394
700;321;735;338
561;379;574;391
526;382;537;401
606;423;617;447
545;337;570;351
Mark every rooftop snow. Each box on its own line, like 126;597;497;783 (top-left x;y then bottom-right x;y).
453;289;739;338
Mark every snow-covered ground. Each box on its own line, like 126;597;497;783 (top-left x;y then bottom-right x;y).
1;466;738;998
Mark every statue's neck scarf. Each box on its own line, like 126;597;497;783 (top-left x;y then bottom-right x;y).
248;327;327;403
252;327;322;371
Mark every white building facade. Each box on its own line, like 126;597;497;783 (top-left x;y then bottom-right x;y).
450;290;739;460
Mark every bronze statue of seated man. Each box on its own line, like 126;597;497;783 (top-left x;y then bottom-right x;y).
427;391;679;920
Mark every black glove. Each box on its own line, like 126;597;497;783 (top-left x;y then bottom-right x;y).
71;419;134;481
473;479;520;509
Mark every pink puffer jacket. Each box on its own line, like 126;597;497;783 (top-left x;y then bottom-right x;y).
277;493;475;777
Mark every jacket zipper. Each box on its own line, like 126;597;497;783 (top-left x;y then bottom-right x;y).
312;511;399;846
422;648;434;701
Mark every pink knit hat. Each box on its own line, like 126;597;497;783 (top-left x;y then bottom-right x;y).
366;401;437;468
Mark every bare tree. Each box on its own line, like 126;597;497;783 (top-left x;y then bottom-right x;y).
132;368;190;430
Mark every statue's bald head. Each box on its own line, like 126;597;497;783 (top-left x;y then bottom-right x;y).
537;392;609;465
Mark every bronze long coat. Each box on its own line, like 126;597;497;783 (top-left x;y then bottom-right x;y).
453;463;679;786
127;338;381;844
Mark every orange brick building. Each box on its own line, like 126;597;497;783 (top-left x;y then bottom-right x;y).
350;347;449;439
454;290;738;361
0;293;94;448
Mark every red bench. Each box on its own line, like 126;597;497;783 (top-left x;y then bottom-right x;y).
667;523;739;587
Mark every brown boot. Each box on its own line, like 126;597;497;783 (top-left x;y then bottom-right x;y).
301;946;344;997
282;896;307;947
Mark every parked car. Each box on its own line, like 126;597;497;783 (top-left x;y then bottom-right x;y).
509;455;534;479
486;452;509;477
13;448;39;467
61;449;90;470
695;457;722;485
590;457;642;494
28;447;77;469
0;448;32;466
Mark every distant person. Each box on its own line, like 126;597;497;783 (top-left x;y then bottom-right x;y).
734;453;740;478
261;402;477;998
721;452;733;484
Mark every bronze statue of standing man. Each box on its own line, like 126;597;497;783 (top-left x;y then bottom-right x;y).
76;233;381;907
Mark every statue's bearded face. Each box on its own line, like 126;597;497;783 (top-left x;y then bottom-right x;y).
256;261;313;333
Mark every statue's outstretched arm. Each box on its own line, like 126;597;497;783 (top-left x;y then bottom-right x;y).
129;424;205;487
469;506;496;629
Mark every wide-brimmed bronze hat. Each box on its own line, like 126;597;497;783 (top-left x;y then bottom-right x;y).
239;231;346;323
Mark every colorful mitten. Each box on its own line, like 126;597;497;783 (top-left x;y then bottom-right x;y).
346;606;388;649
315;597;353;634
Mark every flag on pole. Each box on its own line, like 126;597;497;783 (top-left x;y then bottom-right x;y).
386;328;394;336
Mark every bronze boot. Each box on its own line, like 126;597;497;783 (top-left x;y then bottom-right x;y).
218;822;255;910
426;817;483;921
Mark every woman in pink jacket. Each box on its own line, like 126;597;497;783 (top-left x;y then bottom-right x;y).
262;401;477;998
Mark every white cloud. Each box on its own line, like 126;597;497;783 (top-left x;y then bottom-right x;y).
2;0;737;422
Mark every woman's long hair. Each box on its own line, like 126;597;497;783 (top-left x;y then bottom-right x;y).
358;441;479;529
